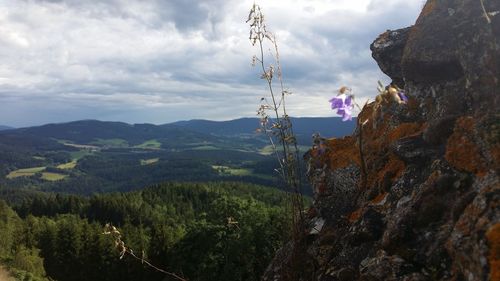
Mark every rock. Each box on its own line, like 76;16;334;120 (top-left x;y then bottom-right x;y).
263;1;499;280
422;115;457;145
402;0;500;117
391;135;438;163
371;27;412;88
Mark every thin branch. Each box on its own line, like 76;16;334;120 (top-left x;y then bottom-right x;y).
103;224;187;281
126;249;187;281
480;0;491;24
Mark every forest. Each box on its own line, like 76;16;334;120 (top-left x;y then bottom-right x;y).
0;182;294;281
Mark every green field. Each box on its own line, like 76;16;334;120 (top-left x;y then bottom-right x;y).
259;145;275;155
212;165;253;176
41;172;67;181
134;139;162;149
190;145;219;150
6;166;46;179
70;150;94;160
6;167;67;181
61;142;99;150
33;156;46;160
140;158;159;165
57;160;77;169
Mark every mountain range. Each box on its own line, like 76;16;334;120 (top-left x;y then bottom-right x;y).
173;117;354;137
7;117;354;145
0;117;354;194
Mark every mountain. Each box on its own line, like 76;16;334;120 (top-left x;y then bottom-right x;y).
0;125;13;131
11;119;221;146
172;117;355;145
0;118;353;194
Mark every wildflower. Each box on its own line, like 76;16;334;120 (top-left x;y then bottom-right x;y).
397;90;408;103
329;93;353;121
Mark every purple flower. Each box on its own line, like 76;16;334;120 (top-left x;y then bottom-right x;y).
397;91;408;103
329;94;353;121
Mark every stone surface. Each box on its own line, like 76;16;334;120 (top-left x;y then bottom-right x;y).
262;0;499;280
370;27;411;88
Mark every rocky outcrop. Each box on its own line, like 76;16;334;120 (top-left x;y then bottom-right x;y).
263;0;499;280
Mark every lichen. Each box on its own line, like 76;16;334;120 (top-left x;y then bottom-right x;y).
371;192;388;205
445;117;488;177
348;208;363;223
486;223;500;281
325;136;360;170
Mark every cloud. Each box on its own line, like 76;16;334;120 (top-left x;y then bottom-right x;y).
0;0;422;127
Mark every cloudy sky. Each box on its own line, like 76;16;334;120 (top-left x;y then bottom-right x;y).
0;0;422;127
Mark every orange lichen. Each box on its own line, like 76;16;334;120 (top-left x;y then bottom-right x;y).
362;122;423;189
387;122;425;142
371;192;388;205
325;136;360;170
366;154;406;189
424;170;441;186
406;97;420;115
445;117;488;177
486;223;500;281
319;102;423;191
348;208;363;223
491;145;500;173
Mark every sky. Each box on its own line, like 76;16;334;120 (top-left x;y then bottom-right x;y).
0;0;423;127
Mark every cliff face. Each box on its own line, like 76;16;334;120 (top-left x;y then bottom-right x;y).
263;0;499;280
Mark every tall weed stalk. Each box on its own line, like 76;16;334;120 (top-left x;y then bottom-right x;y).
247;4;305;244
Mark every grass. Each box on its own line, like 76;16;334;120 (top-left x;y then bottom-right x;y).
41;172;67;181
6;167;67;181
57;160;77;169
134;139;162;149
6;167;46;179
62;142;99;150
70;150;94;160
212;165;253;176
259;145;275;155
140;158;159;165
190;145;219;150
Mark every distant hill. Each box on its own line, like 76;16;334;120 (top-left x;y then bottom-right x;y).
7;119;222;146
2;117;354;148
172;117;355;145
0;118;353;194
0;125;13;131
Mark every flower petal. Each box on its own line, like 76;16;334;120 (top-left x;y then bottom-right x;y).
329;97;344;109
397;91;408;103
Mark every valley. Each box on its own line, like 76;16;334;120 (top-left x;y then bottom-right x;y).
0;118;353;194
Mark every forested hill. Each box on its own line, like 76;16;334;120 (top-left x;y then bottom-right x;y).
173;117;355;143
0;182;292;281
0;125;13;131
9;120;219;146
0;118;351;194
6;117;353;145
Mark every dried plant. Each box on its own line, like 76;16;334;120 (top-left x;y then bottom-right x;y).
480;0;492;24
103;224;187;281
247;3;305;240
